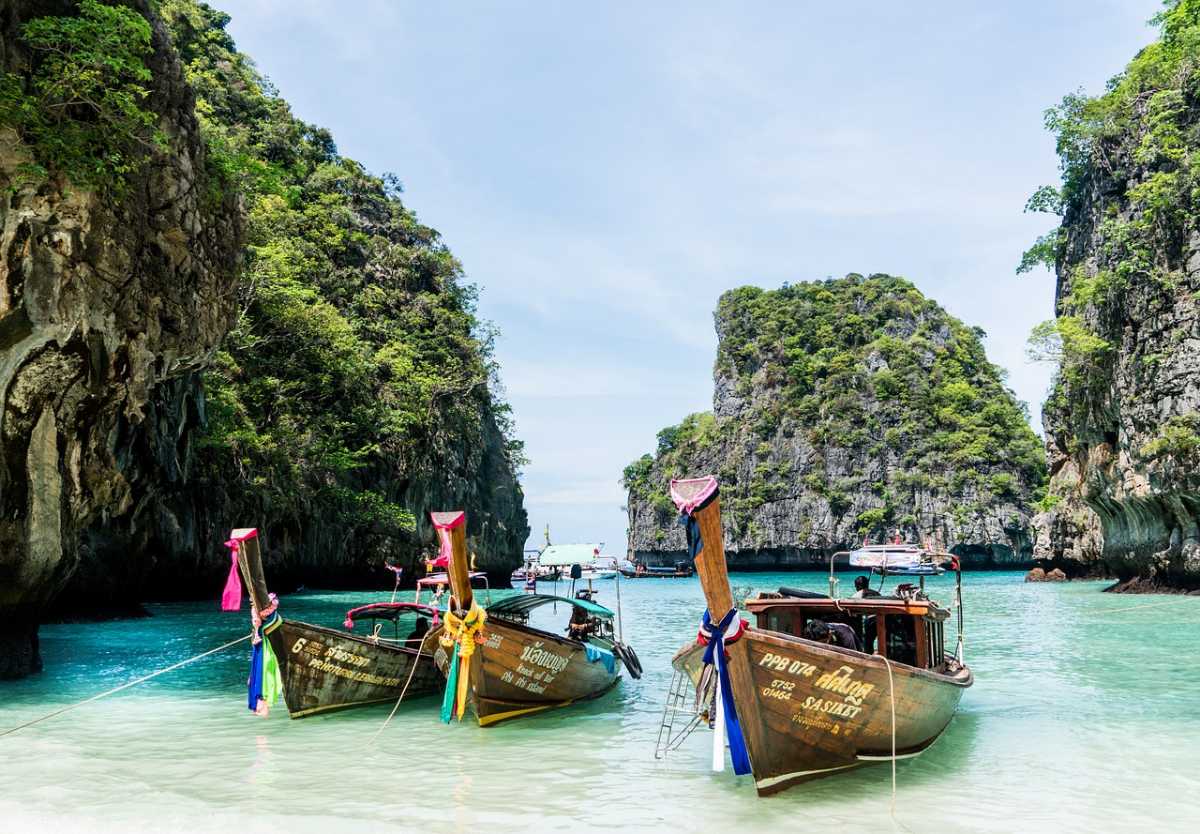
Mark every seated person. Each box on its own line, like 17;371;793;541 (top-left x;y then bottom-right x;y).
852;575;881;598
407;615;430;644
804;618;860;651
567;590;598;639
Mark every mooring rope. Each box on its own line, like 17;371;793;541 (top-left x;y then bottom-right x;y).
366;635;430;747
880;655;915;834
0;633;252;739
882;655;897;813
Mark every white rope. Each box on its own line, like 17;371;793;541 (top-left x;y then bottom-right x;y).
882;655;897;814
0;633;252;738
366;635;431;747
880;655;917;834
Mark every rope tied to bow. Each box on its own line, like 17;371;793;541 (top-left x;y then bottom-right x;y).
439;601;488;722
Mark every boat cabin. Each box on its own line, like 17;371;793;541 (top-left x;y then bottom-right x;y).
745;589;952;671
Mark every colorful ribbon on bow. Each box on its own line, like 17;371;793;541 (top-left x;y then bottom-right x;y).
700;608;751;775
220;528;258;611
247;597;283;717
439;602;487;722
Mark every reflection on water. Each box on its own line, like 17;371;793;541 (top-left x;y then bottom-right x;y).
1;572;1198;833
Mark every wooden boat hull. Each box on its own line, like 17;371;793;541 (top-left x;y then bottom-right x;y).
433;619;621;726
674;628;971;795
276;619;443;718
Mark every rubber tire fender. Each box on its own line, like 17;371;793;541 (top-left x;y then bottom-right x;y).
615;642;643;679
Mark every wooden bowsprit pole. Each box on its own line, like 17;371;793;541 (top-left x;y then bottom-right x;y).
670;476;757;778
430;510;479;723
232;528;288;683
431;511;471;613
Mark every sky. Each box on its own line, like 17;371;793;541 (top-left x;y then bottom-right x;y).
222;0;1161;555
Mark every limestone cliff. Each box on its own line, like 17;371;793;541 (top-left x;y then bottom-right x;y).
1032;0;1200;589
624;275;1046;570
0;0;240;676
0;0;527;679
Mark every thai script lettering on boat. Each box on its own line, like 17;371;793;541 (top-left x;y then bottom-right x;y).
289;637;371;668
519;641;569;673
814;664;876;705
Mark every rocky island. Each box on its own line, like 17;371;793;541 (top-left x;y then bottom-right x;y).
624;274;1047;571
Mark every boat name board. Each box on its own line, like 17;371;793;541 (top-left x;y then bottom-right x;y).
757;654;878;733
289;637;403;688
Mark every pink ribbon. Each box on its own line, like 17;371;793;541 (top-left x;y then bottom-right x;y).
221;544;242;611
220;528;258;611
670;476;718;514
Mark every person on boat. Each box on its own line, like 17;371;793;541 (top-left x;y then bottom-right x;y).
407;615;430;645
852;575;881;598
567;590;599;640
804;618;859;651
635;561;647;576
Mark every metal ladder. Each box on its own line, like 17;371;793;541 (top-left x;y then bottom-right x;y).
654;665;707;759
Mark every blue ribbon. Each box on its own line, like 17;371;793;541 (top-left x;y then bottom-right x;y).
701;608;751;775
247;639;264;711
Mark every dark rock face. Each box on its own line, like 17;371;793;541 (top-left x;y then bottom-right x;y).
625;275;1046;571
1036;6;1200;591
0;1;241;675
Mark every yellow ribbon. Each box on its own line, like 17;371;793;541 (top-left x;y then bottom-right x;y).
439;602;487;720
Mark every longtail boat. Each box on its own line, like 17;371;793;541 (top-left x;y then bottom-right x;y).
664;477;972;796
428;511;641;726
223;528;443;719
619;561;695;579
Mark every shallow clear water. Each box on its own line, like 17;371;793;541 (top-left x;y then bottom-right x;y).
2;572;1198;833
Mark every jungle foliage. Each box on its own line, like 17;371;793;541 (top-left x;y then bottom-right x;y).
158;1;524;544
0;0;164;194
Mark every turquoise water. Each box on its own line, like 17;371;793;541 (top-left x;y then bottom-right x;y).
1;572;1197;833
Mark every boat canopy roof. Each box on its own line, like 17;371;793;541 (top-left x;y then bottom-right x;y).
538;543;601;567
488;592;614;619
746;593;949;621
344;602;437;624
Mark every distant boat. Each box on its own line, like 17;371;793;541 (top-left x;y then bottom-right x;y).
662;477;971;796
620;560;695;579
224;528;443;719
428;512;641;725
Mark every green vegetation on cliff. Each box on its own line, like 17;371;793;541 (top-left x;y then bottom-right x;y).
158;0;525;549
625;274;1045;542
0;0;163;194
1024;0;1200;401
